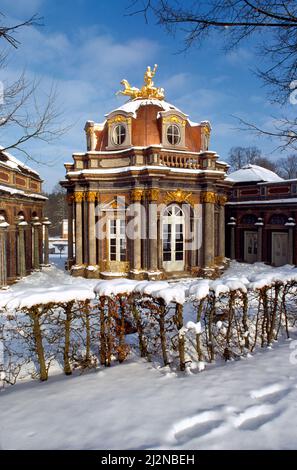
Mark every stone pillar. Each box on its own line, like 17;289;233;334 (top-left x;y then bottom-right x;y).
42;217;51;266
87;192;97;266
147;189;159;273
74;192;84;265
31;216;42;270
130;189;143;276
218;198;226;259
202;192;216;267
0;215;9;288
67;195;74;263
255;218;264;262
16;215;27;277
285;217;296;265
227;217;236;260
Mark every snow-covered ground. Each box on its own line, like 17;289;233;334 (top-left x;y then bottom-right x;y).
1;259;297;449
0;339;297;449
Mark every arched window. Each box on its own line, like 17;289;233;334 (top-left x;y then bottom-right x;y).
241;214;257;225
269;214;287;225
167;124;181;145
112;124;126;145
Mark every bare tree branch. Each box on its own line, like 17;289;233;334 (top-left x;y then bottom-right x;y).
0;13;43;48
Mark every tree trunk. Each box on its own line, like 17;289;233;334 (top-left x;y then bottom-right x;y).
30;307;48;381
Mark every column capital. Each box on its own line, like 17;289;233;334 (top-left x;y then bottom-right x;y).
0;215;9;229
73;192;85;203
147;188;159;202
86;191;98;203
131;188;144;202
200;191;217;204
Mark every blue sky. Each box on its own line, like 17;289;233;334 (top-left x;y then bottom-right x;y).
0;0;294;191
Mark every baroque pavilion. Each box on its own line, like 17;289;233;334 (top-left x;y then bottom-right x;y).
61;65;231;279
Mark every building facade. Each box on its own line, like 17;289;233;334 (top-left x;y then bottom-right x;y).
226;164;297;266
62;66;231;279
0;147;49;288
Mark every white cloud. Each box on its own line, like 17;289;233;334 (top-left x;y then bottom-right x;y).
0;22;161;188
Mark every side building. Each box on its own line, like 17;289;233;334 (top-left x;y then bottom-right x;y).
0;147;50;288
226;164;297;266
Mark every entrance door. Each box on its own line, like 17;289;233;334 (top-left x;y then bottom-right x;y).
244;231;258;263
162;205;185;272
272;232;288;266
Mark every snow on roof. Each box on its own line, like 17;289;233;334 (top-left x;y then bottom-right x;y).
0;184;47;200
0;145;40;177
227;164;283;183
107;98;185;119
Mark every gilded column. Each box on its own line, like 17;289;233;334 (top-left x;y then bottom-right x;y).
147;189;159;272
74;192;84;265
16;215;27;277
42;217;51;266
130;189;143;275
201;192;216;267
87;192;97;266
0;215;9;288
218;196;227;260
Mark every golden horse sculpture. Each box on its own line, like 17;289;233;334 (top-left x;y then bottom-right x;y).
117;65;165;100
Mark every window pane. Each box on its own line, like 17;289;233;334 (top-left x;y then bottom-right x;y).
167;124;181;145
175;252;183;261
175;242;183;252
163;252;171;261
113;124;126;145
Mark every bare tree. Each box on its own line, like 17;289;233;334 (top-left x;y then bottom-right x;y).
0;11;68;162
131;1;297;149
228;146;278;172
228;146;261;170
0;12;42;48
277;154;297;179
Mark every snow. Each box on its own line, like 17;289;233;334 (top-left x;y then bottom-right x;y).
0;145;40;176
1;340;297;449
107;98;184;119
1;260;297;449
0;263;98;310
0;184;46;200
67;165;225;177
227;164;283;183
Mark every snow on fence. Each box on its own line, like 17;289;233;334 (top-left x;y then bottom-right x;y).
1;270;297;384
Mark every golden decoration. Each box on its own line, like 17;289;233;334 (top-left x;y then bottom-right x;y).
202;125;211;150
163;116;187;127
66;194;74;203
200;191;217;204
108;115;131;127
73;192;85;203
85;126;94;135
147;188;159;201
86;192;97;203
164;189;194;206
217;195;228;205
117;64;165;100
131;188;144;202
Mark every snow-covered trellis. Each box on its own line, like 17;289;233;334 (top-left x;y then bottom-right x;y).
1;267;297;385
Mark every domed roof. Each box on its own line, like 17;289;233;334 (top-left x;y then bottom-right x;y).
228;164;283;183
107;98;185;119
